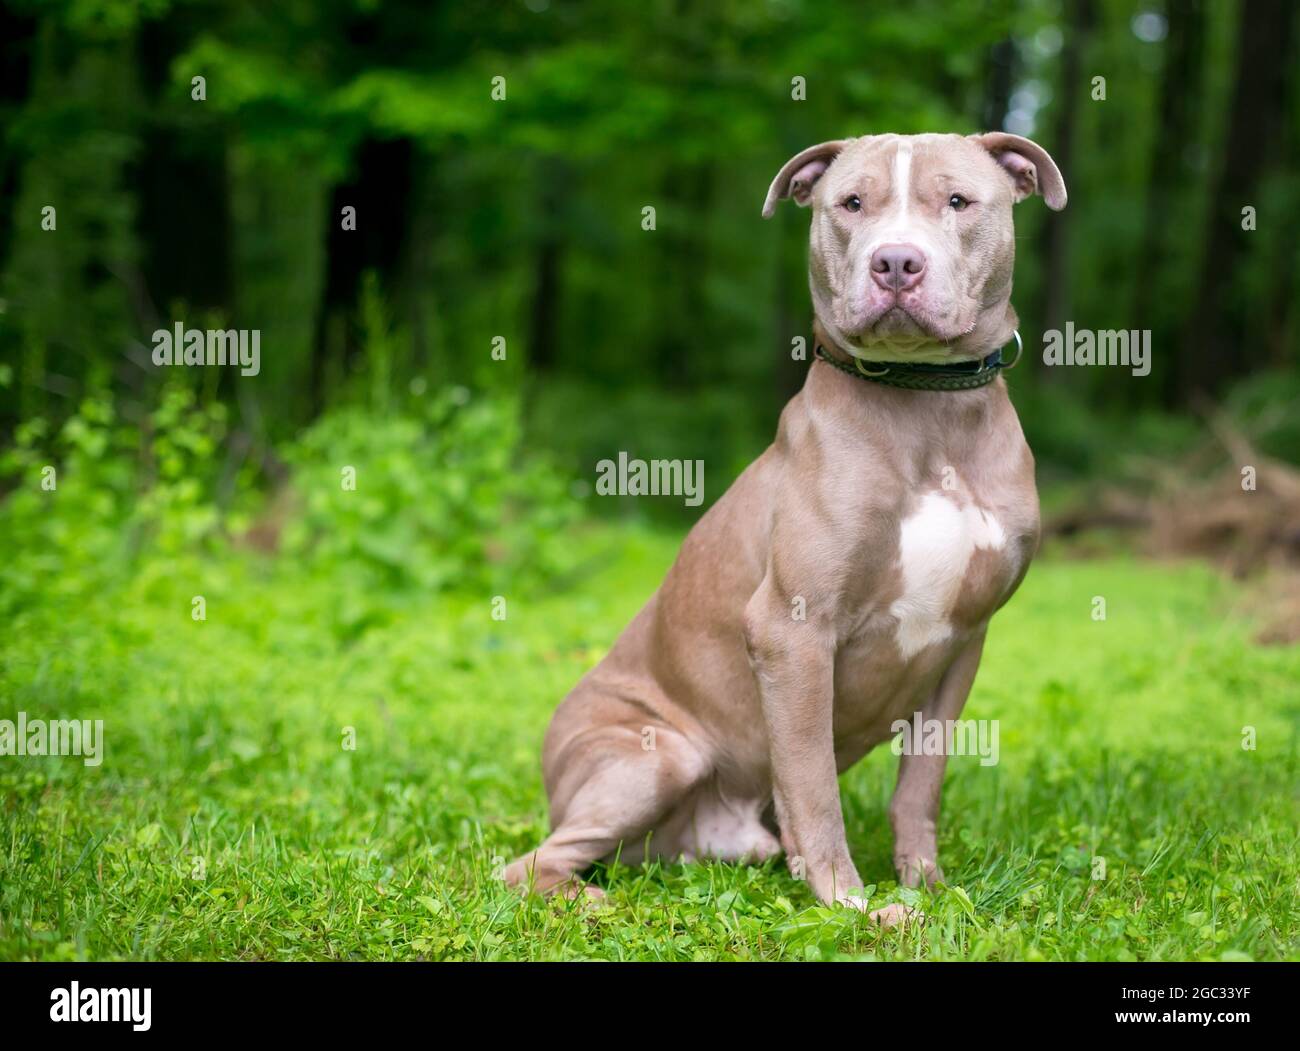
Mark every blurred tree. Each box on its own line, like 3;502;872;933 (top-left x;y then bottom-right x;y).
1133;0;1206;405
1036;0;1093;357
2;13;143;419
1183;0;1295;397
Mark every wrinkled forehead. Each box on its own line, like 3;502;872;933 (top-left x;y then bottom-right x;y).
823;134;1006;201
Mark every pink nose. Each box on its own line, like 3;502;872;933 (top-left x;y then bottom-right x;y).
870;243;927;292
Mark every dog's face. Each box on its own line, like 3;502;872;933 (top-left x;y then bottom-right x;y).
763;133;1066;362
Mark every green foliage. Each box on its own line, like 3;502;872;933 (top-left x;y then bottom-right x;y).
529;376;769;516
282;387;579;597
2;0;1295;483
0;370;579;634
0;382;229;618
1013;378;1202;485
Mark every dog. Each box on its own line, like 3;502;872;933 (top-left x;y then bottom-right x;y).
506;132;1066;920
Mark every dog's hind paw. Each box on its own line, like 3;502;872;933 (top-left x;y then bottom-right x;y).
895;854;945;889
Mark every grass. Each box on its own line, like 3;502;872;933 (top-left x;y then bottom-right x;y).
1;524;1298;961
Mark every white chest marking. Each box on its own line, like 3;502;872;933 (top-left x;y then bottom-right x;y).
889;492;1006;660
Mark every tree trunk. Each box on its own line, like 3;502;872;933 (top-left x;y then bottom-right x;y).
1262;8;1299;369
2;18;142;418
1037;0;1094;369
228;142;331;434
1132;0;1206;404
654;162;712;385
981;38;1016;132
527;157;566;375
1182;0;1294;398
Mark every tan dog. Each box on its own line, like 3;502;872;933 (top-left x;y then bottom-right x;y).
506;132;1066;919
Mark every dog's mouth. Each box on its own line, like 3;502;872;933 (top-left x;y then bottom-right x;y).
851;303;969;350
826;285;982;357
847;305;951;351
870;305;932;339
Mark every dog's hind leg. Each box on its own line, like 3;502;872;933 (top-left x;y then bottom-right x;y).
663;783;783;865
504;712;707;897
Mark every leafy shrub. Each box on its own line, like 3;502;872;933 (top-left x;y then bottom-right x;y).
0;382;229;618
281;386;579;596
0;368;580;633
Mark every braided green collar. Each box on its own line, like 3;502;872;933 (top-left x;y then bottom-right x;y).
814;331;1022;391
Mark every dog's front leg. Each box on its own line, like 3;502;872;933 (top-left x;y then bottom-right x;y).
889;631;986;889
743;581;864;909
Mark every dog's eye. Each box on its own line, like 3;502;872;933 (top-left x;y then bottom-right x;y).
843;195;862;212
948;194;970;211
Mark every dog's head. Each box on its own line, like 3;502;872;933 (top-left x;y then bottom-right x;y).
763;133;1065;362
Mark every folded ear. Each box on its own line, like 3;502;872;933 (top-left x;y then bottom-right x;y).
762;140;850;218
971;132;1067;210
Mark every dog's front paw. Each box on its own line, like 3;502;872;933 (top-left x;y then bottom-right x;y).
895;854;944;889
868;902;920;928
833;894;921;928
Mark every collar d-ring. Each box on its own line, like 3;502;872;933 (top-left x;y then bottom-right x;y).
854;357;890;378
1000;329;1023;370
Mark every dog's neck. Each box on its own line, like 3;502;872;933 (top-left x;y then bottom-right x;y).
808;318;1017;401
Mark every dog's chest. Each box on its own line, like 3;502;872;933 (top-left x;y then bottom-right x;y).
886;490;1021;658
828;485;1031;756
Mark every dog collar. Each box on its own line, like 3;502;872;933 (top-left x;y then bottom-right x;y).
814;331;1022;391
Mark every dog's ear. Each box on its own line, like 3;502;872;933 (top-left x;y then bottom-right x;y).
762;140;849;218
971;132;1067;210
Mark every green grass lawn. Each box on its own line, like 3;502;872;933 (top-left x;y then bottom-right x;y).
1;525;1297;961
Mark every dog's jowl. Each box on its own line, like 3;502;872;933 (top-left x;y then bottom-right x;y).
507;132;1065;920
